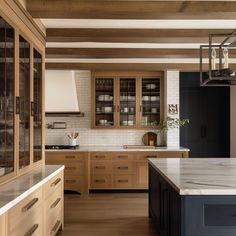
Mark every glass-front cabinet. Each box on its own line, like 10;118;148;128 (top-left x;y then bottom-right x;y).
119;78;137;127
141;77;162;127
19;35;30;169
92;72;163;129
0;17;15;177
33;49;42;163
0;10;45;184
94;77;116;128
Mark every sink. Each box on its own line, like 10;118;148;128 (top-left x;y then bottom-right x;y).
123;145;156;149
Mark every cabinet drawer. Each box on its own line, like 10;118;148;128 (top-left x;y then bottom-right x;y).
45;204;62;236
90;175;112;189
9;187;42;231
90;152;111;161
64;175;85;193
44;171;63;200
91;161;112;174
113;175;135;188
113;161;136;174
156;151;183;158
46;152;87;162
10;205;43;236
64;162;85;175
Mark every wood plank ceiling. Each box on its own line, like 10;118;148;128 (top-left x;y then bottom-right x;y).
26;0;236;71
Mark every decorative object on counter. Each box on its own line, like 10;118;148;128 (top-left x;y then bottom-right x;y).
142;132;157;146
68;131;79;146
168;104;178;115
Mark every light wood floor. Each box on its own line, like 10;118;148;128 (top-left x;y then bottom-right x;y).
57;193;157;236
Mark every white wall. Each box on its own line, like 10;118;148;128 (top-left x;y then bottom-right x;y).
165;71;180;147
231;87;236;157
45;70;180;147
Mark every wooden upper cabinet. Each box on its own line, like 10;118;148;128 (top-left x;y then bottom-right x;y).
91;72;164;129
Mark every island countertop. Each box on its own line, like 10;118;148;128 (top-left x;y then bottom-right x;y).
149;158;236;195
0;165;64;215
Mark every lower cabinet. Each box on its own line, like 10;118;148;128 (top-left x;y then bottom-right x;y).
0;169;64;236
46;152;89;194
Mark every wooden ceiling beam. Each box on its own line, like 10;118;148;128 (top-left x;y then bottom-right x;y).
46;29;231;43
26;1;236;19
46;48;236;59
45;62;220;72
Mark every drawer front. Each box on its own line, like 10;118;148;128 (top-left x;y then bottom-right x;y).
64;162;85;175
10;205;43;236
64;175;85;193
113;175;135;188
90;175;112;189
45;204;62;236
113;161;136;174
9;187;42;231
91;161;112;174
90;152;111;161
44;171;63;200
46;152;87;162
156;151;183;158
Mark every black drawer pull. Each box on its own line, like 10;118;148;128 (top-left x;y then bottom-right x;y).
95;155;106;159
65;166;77;170
118;179;129;183
117;156;128;159
118;166;129;170
95;179;106;183
24;224;39;236
51;178;61;187
51;220;61;235
50;198;61;209
22;198;39;212
146;156;156;158
95;166;105;169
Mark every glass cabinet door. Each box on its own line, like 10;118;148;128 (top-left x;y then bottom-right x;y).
0;17;15;177
19;35;30;169
95;78;115;127
141;78;161;127
119;78;136;127
33;49;42;163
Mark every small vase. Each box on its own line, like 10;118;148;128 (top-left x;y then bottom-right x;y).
69;139;77;146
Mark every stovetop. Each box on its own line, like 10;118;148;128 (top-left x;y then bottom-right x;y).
45;145;79;150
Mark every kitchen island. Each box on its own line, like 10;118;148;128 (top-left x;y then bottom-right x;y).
149;158;236;236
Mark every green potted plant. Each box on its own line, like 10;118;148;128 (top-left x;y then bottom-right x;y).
152;116;190;146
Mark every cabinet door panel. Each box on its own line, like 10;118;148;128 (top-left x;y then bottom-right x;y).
0;17;15;176
33;49;42;163
19;35;30;169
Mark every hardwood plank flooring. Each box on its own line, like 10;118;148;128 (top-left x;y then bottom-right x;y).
57;193;157;236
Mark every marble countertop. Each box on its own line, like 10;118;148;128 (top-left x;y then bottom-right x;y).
0;165;64;215
149;158;236;195
45;146;189;152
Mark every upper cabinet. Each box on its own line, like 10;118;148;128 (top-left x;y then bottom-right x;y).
91;72;164;129
0;17;15;178
0;0;45;183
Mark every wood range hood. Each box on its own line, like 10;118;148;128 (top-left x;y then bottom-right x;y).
45;70;84;117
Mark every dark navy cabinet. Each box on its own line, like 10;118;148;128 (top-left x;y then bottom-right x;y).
149;164;236;236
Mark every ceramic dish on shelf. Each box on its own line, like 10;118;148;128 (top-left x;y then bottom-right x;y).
102;107;113;113
98;95;113;101
122;120;134;126
99;119;108;125
142;96;150;101
146;83;156;90
150;96;160;101
128;96;136;101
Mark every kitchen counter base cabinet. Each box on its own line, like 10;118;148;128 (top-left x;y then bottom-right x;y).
149;164;236;236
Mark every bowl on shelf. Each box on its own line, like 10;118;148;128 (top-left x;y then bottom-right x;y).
146;83;156;90
122;120;134;126
150;96;160;101
102;107;113;113
142;96;150;101
98;95;113;101
99;119;108;125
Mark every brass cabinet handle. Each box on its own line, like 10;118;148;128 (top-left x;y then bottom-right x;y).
51;178;62;187
50;198;61;209
146;156;156;158
117;166;129;170
65;166;77;170
95;155;106;159
16;96;20;114
95;179;106;183
31;101;34;116
50;220;61;235
65;180;76;183
24;224;39;236
117;155;128;159
117;105;120;112
95;166;105;169
65;155;76;159
118;179;129;183
22;198;39;212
